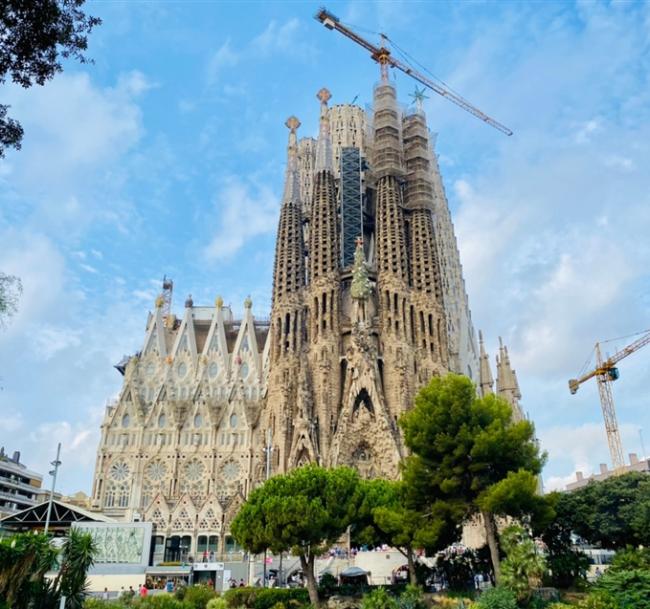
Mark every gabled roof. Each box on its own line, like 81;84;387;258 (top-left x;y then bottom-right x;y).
0;500;114;529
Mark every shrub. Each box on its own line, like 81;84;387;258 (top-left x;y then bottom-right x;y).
593;568;650;609
577;591;618;609
360;588;398;609
318;573;338;598
397;585;426;609
207;598;229;609
475;587;518;609
184;585;218;609
84;600;130;609
222;587;309;609
134;595;192;609
546;604;574;609
608;546;650;573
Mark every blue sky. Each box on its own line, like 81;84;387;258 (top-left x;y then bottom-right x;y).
1;0;649;494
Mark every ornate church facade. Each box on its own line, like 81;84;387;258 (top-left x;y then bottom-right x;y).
90;78;523;562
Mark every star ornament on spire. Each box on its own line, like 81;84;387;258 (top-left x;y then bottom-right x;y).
409;86;429;111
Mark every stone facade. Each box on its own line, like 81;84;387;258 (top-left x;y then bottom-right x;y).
91;78;521;560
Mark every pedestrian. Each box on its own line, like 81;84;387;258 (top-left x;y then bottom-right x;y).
166;579;174;593
128;586;136;598
102;588;109;601
140;584;148;597
239;578;245;588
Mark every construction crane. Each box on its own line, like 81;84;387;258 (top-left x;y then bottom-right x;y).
315;8;513;136
569;330;650;471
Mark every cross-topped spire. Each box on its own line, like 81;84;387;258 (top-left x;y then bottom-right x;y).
315;87;333;172
282;115;301;205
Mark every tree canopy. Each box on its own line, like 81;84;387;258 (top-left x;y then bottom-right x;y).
231;465;362;606
548;471;650;549
399;374;550;580
0;0;101;156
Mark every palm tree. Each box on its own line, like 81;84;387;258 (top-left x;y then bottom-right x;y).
52;529;97;609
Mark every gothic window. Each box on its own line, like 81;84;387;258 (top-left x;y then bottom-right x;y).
150;508;167;529
240;363;249;379
208;362;219;378
121;414;130;428
104;483;116;508
158;413;166;428
109;461;130;482
177;362;188;379
194;414;202;428
241;336;249;351
230;414;238;428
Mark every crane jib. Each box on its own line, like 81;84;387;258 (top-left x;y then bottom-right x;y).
316;6;513;136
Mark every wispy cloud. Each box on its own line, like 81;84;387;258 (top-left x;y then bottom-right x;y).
206;40;239;87
203;176;278;261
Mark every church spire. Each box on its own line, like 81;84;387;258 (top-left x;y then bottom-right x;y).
478;330;494;396
314;87;333;173
496;337;524;422
282;116;301;205
271;116;306;307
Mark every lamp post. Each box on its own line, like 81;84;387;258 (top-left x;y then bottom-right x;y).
44;443;62;535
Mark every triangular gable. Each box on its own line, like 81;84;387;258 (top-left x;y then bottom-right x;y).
142;306;167;357
197;496;224;532
171;307;198;366
231;308;261;383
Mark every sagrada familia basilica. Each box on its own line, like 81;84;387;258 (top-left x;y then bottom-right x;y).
91;78;524;561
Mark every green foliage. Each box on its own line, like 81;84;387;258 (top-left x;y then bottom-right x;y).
56;528;98;609
399;374;550;578
549;472;650;549
231;465;361;605
222;587;309;609
593;568;650;609
396;585;426;609
0;1;101;156
183;585;217;609
231;464;361;555
0;531;57;607
84;599;131;609
360;588;398;609
608;546;650;573
499;525;546;603
317;573;338;598
577;591;618;609
135;595;192;609
545;604;574;609
206;598;228;609
435;549;491;592
541;493;589;590
475;587;518;609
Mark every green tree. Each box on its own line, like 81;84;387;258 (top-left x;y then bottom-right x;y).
231;465;361;607
0;529;96;609
0;0;101;157
552;472;650;549
399;374;549;582
541;492;589;589
0;532;57;607
356;479;459;586
499;524;546;603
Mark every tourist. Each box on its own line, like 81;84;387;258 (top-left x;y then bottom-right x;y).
166;579;174;593
102;588;109;601
128;586;136;598
239;579;245;587
140;584;148;597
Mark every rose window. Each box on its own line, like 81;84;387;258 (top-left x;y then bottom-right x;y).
223;460;240;481
185;460;205;481
109;461;130;481
146;460;167;481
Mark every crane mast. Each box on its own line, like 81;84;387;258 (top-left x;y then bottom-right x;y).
315;8;513;136
569;329;650;471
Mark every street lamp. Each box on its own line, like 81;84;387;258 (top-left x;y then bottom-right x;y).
44;443;62;535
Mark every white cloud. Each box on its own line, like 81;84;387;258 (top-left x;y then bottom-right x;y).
206;40;239;87
203;176;279;261
251;19;309;55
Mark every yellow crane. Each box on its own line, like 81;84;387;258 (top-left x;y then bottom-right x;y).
315;8;513;136
569;330;650;471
